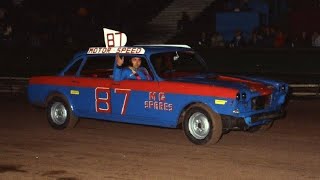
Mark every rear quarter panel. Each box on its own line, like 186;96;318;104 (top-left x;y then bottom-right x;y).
28;76;74;108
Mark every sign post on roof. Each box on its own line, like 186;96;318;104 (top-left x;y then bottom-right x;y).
103;28;127;47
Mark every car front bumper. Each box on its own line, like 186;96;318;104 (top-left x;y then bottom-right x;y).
222;109;286;131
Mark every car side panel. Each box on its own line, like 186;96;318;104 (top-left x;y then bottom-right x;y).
29;74;287;128
28;84;71;107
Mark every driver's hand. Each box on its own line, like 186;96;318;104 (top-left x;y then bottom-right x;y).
116;53;124;66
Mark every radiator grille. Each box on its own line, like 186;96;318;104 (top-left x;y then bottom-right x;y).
251;95;271;110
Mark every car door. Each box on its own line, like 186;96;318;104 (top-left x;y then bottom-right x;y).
70;55;114;119
110;55;162;125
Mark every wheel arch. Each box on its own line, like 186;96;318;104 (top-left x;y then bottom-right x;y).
46;91;79;129
176;102;218;128
45;91;73;111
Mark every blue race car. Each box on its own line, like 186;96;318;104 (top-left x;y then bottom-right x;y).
28;45;289;145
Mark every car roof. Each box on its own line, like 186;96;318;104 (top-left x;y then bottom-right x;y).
135;44;192;55
73;45;192;59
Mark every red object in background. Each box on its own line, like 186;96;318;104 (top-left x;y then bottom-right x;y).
77;7;88;16
274;32;285;48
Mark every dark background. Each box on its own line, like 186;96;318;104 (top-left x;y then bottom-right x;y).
1;0;320;84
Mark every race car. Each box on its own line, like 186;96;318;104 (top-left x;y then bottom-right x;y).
27;44;288;145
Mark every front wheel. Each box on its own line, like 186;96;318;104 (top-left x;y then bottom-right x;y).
183;104;222;145
248;120;274;133
47;97;79;130
259;120;274;131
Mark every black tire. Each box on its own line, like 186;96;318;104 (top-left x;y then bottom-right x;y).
259;120;274;131
182;104;222;145
47;97;79;130
247;125;261;133
248;120;274;133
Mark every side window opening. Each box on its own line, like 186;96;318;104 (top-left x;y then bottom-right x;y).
151;53;176;79
80;56;114;78
64;59;83;76
122;55;154;80
150;51;206;79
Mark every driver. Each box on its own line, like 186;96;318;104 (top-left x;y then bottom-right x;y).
113;53;152;81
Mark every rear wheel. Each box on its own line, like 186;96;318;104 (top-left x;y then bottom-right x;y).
47;97;79;129
183;104;222;145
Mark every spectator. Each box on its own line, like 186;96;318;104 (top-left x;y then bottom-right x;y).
197;32;210;47
261;26;275;48
211;32;225;47
12;0;24;7
1;22;12;38
223;0;232;11
314;35;320;47
0;8;7;20
177;11;191;33
312;32;320;47
294;31;311;48
240;0;250;11
248;30;263;47
0;8;13;47
231;30;246;48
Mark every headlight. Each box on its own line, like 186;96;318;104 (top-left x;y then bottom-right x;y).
241;92;247;100
280;84;286;91
236;92;247;101
236;93;240;101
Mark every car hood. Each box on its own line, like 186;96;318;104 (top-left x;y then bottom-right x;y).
172;74;276;96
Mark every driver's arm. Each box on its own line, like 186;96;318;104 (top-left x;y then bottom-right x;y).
113;53;125;81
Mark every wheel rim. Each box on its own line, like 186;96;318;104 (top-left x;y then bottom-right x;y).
50;102;67;125
188;112;210;140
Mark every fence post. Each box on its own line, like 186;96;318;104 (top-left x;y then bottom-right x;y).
10;77;13;96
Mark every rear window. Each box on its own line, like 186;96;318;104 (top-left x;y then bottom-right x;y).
64;59;83;76
80;56;114;78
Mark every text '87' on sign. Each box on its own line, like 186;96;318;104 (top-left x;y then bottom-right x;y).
103;28;128;47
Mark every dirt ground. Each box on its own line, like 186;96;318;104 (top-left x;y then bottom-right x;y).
0;95;319;180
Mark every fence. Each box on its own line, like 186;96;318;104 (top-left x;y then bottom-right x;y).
1;77;319;97
289;83;320;97
0;77;29;94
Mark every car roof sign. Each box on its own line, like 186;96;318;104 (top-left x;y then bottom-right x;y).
103;28;127;47
87;47;145;54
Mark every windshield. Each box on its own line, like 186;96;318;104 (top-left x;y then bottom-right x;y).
150;50;208;79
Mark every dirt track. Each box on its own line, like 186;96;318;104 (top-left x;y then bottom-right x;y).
0;95;319;180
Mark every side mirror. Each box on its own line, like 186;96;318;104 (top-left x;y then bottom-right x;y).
173;51;179;61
